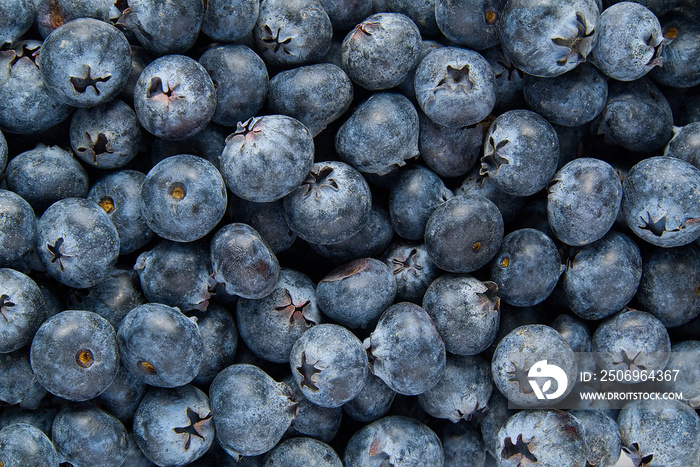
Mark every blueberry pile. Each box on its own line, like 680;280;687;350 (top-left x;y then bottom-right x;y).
1;0;700;466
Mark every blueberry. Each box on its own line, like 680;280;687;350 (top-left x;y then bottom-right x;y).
94;363;146;422
35;0;119;37
227;196;297;254
551;313;596;374
422;274;501;355
425;194;504;273
289;323;368;407
6;144;89;213
37;198;120;289
253;0;333;67
343;415;444;466
568;409;621;467
415;46;496;128
491;324;577;407
209;364;296;458
201;0;258;42
0;407;56;436
51;403;129;467
563;231;642;320
263;437;342;467
133;385;214;466
621;156;700;247
119;0;203;55
210;223;281;300
0;40;73;135
480;45;525;114
69;99;142;169
617;399;700;467
490;228;563;306
0;348;46;409
440;422;487;467
282;374;342;442
268;63;353;137
188;303;238;386
380;240;441;303
283;161;372;245
66;267;146;329
590;1;664;81
664;121;700;169
592;309;671;381
133;55;216;141
547;157;622;246
479;109;560;197
650;6;700;88
335;92;419;175
319;0;373;30
38;18;131;108
479;392;516;459
435;0;506;49
0;190;36;269
523;63;608;127
343;372;396;423
341;12;423;90
0;0;35;45
141;154;227;242
236;268;320;363
151;123;226;170
364;302;446;396
220;115;314;203
198;45;269;127
496;409;587;466
455;167;525;225
88;170;154;255
417;354;493;422
389;165;453;240
660;340;700;408
0;422;59;467
117;303;204;388
30;310;119;401
500;0;599;77
316;258;396;329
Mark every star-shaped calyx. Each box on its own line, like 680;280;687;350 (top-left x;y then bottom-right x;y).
173;407;212;451
296;351;322;392
501;434;538;464
551;11;595;66
274;288;315;326
69;65;111;95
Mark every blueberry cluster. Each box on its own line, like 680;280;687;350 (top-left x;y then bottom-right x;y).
0;0;699;466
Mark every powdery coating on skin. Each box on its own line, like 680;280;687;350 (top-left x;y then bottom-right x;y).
563;231;642;320
199;45;268;127
133;385;214;466
6;145;88;212
592;309;671;381
341;12;423;90
418;110;484;178
381;241;441;303
236;268;320;363
316;258;397;329
590;2;663;81
263;437;342;467
547;157;622;246
211;223;280;300
0;269;46;354
191;303;238;386
621;156;700;247
664;121;700;169
496;410;587;467
268;63;354;137
491;324;577;408
456;169;525;224
39;18;131;107
140;154;227;243
617;399;700;467
0;40;74;134
95;364;146;422
36;198;120;289
283;161;372;245
650;7;700;88
343;371;396;423
0;349;46;408
51;404;129;467
220;115;314;203
569;410;621;467
120;0;203;55
441;422;487;466
117;303;204;388
435;0;506;49
417;354;493;422
336;92;419;175
30;310;119;402
422;273;500;355
0;190;36;268
227;197;296;254
661;341;700;408
364;302;446;396
0;0;35;44
133;55;216;141
425;194;504;273
500;0;599;78
253;0;332;67
480;109;559;197
415;46;496;128
343;415;444;466
201;0;258;42
289;323;368;408
0;423;59;466
282;374;342;442
209;364;296;458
